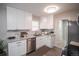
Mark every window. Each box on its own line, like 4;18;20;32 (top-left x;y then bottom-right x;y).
32;21;39;31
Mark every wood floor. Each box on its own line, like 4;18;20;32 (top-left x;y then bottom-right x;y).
27;46;62;56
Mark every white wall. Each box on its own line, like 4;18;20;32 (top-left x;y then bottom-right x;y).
54;9;79;48
0;4;7;53
0;4;7;41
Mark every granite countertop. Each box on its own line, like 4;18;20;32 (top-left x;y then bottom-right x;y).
7;33;55;43
36;33;55;37
7;35;36;43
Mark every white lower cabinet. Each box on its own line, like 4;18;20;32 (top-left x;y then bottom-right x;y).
36;35;54;50
8;40;27;56
36;37;44;50
45;36;53;48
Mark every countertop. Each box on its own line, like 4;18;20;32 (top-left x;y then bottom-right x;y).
7;33;55;43
7;35;36;43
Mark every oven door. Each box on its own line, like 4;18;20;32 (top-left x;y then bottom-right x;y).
27;38;36;53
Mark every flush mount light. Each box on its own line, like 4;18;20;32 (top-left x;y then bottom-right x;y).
44;6;59;14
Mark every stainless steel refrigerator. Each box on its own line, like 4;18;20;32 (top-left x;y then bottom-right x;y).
68;21;79;44
62;20;79;56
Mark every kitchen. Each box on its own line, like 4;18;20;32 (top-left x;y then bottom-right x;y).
0;3;79;56
6;6;54;55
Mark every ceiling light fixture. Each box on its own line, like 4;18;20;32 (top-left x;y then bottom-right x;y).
44;5;59;14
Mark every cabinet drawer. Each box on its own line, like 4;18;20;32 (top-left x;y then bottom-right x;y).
15;40;26;45
8;40;26;46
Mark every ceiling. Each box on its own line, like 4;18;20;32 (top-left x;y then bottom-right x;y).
6;3;79;16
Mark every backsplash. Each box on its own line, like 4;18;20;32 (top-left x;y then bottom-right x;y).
7;30;37;39
7;29;54;40
40;29;54;32
7;31;20;39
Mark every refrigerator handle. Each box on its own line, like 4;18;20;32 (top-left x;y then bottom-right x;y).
76;16;79;26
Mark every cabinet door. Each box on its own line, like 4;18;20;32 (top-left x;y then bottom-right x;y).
47;15;53;29
25;12;32;30
8;40;27;56
41;36;48;45
16;40;27;56
44;35;54;48
45;36;52;48
36;37;44;50
40;15;53;29
16;9;25;29
40;17;48;29
7;6;32;30
36;37;41;49
41;36;53;48
8;42;19;56
7;6;17;30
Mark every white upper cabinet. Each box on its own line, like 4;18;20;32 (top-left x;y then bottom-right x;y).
25;12;32;30
40;16;48;29
47;15;54;29
16;9;25;30
40;15;53;29
7;6;17;30
7;6;32;30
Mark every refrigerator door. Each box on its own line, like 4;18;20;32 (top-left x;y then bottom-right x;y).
68;21;79;43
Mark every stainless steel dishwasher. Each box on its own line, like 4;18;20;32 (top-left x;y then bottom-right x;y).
27;37;36;54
